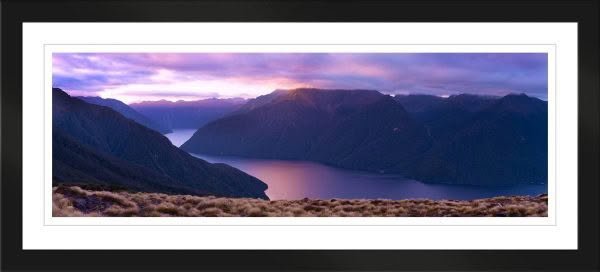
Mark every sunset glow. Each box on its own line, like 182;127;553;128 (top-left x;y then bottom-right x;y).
53;53;548;103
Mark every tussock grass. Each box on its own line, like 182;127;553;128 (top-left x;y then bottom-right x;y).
52;185;548;217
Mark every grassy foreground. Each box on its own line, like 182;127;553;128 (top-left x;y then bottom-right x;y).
53;185;548;217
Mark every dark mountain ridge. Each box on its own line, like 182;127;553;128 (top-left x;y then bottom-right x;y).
53;88;268;199
408;93;548;185
182;88;547;186
396;93;502;141
77;96;172;134
231;89;290;114
182;88;433;173
130;97;246;130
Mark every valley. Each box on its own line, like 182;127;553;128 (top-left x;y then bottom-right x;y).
50;52;550;217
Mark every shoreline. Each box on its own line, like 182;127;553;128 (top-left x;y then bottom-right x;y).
53;185;548;217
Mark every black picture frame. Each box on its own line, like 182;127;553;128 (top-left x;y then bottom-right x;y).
1;0;598;271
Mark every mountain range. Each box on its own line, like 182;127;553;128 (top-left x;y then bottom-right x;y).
130;98;246;130
77;96;172;134
405;93;548;185
53;88;268;199
395;94;500;141
182;88;548;185
54;86;548;193
181;88;433;172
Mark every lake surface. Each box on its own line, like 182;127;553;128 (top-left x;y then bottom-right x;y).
165;129;196;147
166;129;547;200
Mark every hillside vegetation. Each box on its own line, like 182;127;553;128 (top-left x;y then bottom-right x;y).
53;185;548;217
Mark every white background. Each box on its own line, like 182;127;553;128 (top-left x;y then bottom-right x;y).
23;23;577;249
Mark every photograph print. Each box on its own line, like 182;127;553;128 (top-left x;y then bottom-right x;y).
52;52;549;217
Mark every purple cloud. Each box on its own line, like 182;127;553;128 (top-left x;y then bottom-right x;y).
53;53;548;103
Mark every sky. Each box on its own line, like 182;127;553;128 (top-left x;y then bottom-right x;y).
53;53;548;104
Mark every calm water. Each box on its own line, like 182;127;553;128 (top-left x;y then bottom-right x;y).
166;129;547;200
165;129;196;147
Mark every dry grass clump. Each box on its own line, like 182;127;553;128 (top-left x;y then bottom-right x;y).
52;185;548;217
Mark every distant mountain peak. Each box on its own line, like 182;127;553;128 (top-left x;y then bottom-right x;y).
73;92;172;134
285;87;381;94
271;88;389;112
503;93;536;101
395;93;442;98
130;96;246;130
506;92;529;97
500;93;543;103
448;93;477;98
489;93;547;115
447;93;500;101
277;88;384;99
131;97;247;107
52;87;71;99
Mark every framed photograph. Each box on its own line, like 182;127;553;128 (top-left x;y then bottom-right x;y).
2;0;598;271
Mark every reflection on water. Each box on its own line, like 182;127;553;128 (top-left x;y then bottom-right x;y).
167;129;547;200
192;153;547;201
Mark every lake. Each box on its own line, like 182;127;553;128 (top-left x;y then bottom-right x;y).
166;129;547;200
165;129;197;147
